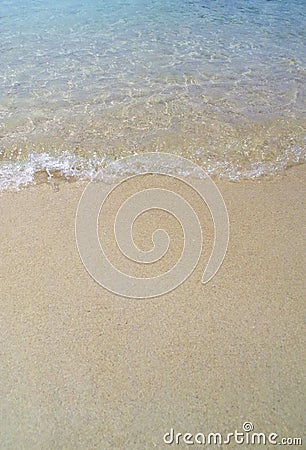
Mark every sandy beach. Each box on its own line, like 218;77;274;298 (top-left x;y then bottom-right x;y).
0;165;305;449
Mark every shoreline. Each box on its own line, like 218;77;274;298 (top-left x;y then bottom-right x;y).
0;147;305;191
0;165;305;448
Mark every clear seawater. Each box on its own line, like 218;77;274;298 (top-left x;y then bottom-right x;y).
0;0;305;189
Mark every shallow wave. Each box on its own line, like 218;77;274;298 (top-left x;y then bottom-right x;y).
0;146;305;191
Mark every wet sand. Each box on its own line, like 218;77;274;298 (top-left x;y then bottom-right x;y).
0;165;305;449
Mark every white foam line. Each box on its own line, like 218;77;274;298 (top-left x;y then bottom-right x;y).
0;146;305;191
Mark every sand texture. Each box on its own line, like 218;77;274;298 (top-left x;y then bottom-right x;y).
0;165;305;449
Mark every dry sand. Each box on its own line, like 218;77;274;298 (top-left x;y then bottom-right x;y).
0;165;305;449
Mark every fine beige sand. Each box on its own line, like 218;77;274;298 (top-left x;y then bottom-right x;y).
0;165;305;449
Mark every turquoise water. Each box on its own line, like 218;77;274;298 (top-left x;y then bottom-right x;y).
0;0;305;188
